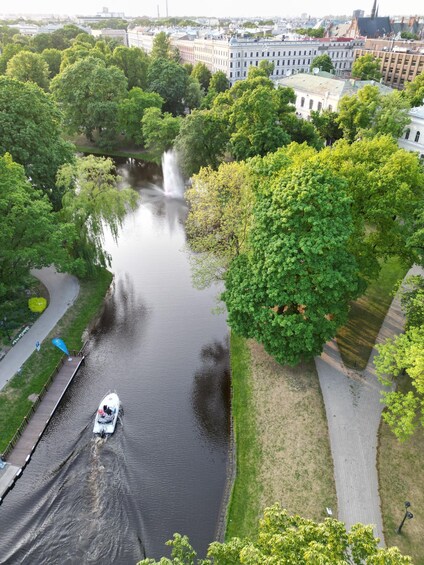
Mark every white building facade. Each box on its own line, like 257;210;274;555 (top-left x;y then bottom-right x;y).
399;105;424;159
128;31;364;85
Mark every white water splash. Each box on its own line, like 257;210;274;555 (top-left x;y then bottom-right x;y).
162;149;185;199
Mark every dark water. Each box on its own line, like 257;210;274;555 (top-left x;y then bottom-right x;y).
0;159;230;564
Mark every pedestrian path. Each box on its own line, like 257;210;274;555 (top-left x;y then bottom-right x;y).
315;265;422;545
0;267;79;391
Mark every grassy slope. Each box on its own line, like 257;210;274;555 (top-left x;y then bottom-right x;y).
226;334;337;540
337;257;408;370
0;269;112;453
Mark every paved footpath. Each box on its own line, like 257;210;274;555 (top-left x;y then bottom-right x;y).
0;266;79;392
315;265;422;545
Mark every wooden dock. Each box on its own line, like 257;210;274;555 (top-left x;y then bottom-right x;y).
0;355;84;502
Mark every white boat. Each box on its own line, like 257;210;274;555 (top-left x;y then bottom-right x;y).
93;392;120;436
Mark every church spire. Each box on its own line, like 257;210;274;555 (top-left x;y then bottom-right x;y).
371;0;377;18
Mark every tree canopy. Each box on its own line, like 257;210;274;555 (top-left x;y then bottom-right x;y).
191;62;212;91
138;503;411;564
141;107;181;161
403;71;424;108
351;53;382;81
111;45;150;90
118;87;163;146
6;50;50;90
222;159;361;365
147;57;189;115
0;76;74;208
310;54;334;73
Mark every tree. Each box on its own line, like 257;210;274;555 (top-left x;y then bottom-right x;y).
41;48;62;78
400;275;424;330
30;32;54;53
111;45;150;89
310;54;334;73
147;58;189;115
318;135;424;280
352;53;382;80
0;76;74;208
247;60;275;79
223;161;361;365
0;43;28;74
191;62;211;91
336;85;410;143
376;326;424;441
184;76;204;111
174;110;229;177
138;504;411;564
51;56;128;147
57;155;138;274
282;113;324;150
141;107;181;161
310;108;343;145
118;87;163;145
6;51;50;90
209;70;229;93
151;31;172;59
404;71;424;107
0;154;74;302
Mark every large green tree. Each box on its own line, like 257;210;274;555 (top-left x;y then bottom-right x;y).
147;57;189;115
223;161;361;365
0;76;74;208
111;45;150;89
191;62;212;91
118;87;163;146
0;153;74;301
51;56;128;147
209;70;229;93
141;107;181;161
310;109;343;145
310;54;334;73
6;50;50;90
138;504;411;564
150;31;172;60
57;155;138;273
403;71;424;108
41;48;62;79
351;53;382;81
174;109;229;176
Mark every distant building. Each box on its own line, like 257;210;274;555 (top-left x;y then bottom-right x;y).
276;71;393;118
77;7;126;25
91;28;128;45
354;39;424;88
353;10;365;19
128;31;363;85
399;105;424;159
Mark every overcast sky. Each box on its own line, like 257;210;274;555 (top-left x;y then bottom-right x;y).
2;0;423;19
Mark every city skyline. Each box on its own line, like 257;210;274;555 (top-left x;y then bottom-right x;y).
1;0;423;19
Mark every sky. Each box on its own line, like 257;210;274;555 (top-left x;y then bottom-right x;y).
2;0;423;19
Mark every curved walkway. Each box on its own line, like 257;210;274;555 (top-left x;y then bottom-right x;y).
315;265;422;545
0;267;80;392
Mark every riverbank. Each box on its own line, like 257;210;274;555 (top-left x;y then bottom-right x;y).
225;334;337;540
0;268;113;453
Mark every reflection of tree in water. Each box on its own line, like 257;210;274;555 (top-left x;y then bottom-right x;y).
192;337;231;449
91;273;150;346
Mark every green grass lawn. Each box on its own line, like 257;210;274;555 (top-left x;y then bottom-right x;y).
0;269;112;454
378;374;424;564
337;257;409;370
225;333;262;540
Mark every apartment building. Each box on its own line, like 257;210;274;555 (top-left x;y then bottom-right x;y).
354;39;424;88
128;30;363;85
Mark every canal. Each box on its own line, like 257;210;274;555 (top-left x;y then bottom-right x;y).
0;159;230;564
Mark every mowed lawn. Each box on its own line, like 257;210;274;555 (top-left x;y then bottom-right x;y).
226;334;337;540
337;257;408;370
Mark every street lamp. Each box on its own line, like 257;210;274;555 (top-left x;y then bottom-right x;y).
396;501;413;534
0;316;11;341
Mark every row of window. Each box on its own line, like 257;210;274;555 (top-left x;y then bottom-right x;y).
405;129;421;143
299;97;332;111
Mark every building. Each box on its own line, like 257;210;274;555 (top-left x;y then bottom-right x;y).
354;39;424;88
276;72;393;118
128;31;363;85
76;7;126;25
91;28;128;45
398;105;424;159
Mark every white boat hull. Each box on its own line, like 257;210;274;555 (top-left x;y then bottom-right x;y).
93;392;120;435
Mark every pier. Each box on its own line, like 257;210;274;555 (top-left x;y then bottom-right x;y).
0;354;84;502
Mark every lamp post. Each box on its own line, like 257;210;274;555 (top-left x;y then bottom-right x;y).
0;316;11;341
396;501;413;534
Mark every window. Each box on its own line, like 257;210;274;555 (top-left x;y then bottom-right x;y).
309;99;313;109
328;104;332;111
288;51;291;56
415;131;421;142
301;97;305;107
405;128;410;140
318;101;322;111
276;69;279;75
230;72;232;77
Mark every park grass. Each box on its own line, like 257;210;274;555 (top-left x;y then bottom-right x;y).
378;374;424;564
226;335;337;540
0;268;112;454
337;257;408;370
